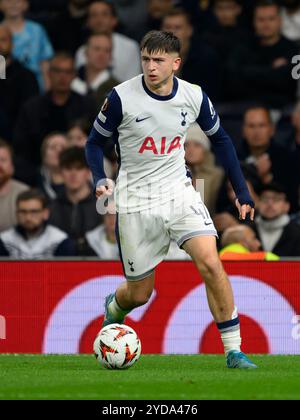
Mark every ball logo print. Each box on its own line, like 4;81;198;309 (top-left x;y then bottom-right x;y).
0;55;6;79
112;326;134;341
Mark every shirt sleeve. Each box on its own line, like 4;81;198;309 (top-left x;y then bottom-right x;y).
196;90;220;136
196;90;254;207
85;89;123;187
93;88;123;137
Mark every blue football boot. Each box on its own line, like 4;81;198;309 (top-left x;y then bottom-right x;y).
226;351;258;369
102;293;125;328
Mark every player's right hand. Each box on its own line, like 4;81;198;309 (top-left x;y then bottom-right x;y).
235;198;255;221
95;178;114;198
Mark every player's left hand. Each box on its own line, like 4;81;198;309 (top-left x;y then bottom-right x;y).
235;199;255;221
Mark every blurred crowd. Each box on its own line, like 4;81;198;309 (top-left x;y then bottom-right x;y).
1;0;300;259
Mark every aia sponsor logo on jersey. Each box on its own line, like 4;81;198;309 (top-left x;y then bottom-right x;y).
139;136;182;155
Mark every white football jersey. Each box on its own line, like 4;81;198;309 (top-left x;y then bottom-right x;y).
93;75;220;213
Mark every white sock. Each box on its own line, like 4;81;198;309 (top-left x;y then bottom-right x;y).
108;295;130;322
221;329;242;356
217;306;242;356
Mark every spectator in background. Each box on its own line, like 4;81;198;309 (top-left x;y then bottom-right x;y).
72;33;119;108
253;183;300;257
66;119;115;179
0;189;75;258
177;0;216;31
291;186;300;225
184;123;224;215
0;139;29;233
84;200;119;258
219;224;279;260
162;8;221;100
237;106;298;211
0;0;54;91
67;119;91;148
28;0;66;15
49;147;101;254
272;99;300;151
113;0;148;41
281;0;300;44
226;0;298;108
46;0;90;54
37;132;67;200
146;0;174;32
75;0;141;82
291;100;300;148
290;100;300;159
202;0;251;91
0;25;39;141
13;52;96;181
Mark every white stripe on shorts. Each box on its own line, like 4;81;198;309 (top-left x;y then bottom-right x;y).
177;230;218;248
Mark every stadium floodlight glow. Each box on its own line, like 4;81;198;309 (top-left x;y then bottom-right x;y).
0;55;6;80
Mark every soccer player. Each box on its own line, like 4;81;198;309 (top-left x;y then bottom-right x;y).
85;30;257;369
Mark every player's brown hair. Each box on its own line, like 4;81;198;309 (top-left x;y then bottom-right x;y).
140;30;181;55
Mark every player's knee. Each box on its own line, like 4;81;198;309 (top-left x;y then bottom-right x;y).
196;254;223;279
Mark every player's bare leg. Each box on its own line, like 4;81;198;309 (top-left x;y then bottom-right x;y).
183;235;257;369
183;236;234;322
103;272;155;326
116;272;155;309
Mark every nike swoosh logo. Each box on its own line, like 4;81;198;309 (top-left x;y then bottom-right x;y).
204;221;213;226
136;116;151;123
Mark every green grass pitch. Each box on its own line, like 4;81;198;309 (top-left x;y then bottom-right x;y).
0;355;299;400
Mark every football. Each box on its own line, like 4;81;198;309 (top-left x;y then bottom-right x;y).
93;323;141;369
